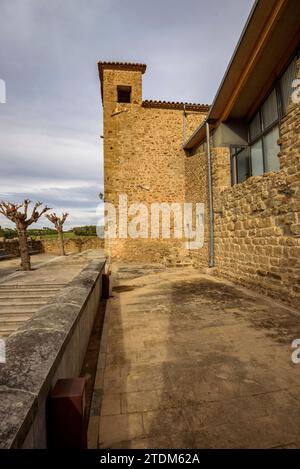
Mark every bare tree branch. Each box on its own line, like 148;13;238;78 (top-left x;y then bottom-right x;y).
0;199;51;270
46;212;69;256
46;212;69;229
26;202;51;227
24;199;31;219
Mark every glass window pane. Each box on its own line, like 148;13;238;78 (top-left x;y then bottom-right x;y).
263;126;280;172
262;88;278;129
250;139;264;176
231;146;249;184
249;112;261;141
236;147;250;183
280;56;297;113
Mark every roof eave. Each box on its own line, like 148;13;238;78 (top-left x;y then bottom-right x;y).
184;0;290;149
183;119;207;150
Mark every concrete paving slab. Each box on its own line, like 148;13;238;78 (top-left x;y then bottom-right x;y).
95;264;300;449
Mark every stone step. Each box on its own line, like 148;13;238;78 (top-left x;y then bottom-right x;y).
0;284;66;288
0;292;56;299
0;284;65;338
0;290;60;296
0;313;32;322
0;329;14;338
0;284;64;293
0;305;40;313
0;322;24;332
0;298;49;306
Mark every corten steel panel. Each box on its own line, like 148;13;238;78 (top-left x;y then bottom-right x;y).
102;272;111;299
47;378;87;448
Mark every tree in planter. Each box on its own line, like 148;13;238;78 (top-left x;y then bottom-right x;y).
0;200;51;270
46;212;69;256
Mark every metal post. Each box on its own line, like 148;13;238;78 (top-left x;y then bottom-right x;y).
206;122;214;268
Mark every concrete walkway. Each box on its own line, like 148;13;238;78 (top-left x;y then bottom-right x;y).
0;253;56;282
94;264;300;449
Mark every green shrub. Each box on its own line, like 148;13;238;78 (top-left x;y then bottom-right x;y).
73;225;97;236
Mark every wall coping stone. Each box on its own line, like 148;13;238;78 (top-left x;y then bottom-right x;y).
0;258;106;448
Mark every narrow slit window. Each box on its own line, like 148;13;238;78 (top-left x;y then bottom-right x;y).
117;85;131;103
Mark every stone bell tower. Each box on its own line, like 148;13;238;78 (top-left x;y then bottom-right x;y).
98;61;208;263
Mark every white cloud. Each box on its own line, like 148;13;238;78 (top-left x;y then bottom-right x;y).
0;0;255;227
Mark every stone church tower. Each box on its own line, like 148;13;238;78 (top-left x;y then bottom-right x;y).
98;61;209;264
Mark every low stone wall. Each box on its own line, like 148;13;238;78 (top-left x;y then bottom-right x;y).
0;237;104;258
0;258;106;448
40;236;104;254
0;239;18;256
0;238;43;257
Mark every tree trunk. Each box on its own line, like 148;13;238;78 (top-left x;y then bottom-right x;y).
58;229;65;256
18;228;31;270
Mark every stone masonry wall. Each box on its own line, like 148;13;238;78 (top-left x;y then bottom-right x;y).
102;67;207;263
184;150;209;267
213;61;300;307
0;238;43;257
101;62;299;307
40;236;104;254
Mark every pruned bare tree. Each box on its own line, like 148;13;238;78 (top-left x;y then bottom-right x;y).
0;200;51;270
46;212;69;256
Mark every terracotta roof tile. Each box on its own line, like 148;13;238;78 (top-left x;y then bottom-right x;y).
142;100;210;112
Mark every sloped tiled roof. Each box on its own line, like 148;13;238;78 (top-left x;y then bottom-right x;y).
98;61;147;80
97;61;210;112
142;100;210;112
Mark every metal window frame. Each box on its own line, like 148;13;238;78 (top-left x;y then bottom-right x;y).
248;89;281;174
247;49;299;176
230;145;250;186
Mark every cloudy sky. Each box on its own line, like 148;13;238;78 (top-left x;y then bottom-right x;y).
0;0;254;229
